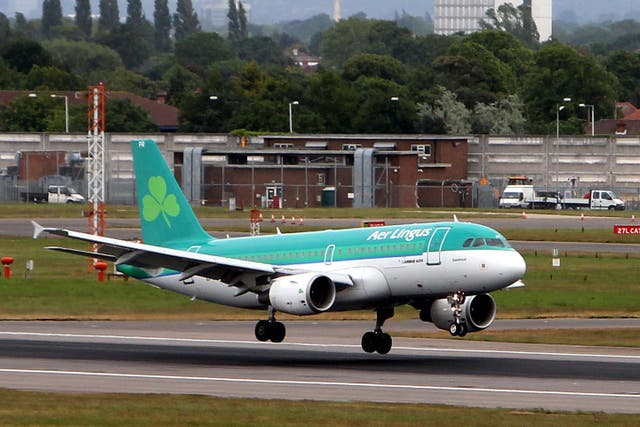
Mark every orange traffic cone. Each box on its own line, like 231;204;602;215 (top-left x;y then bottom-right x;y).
299;217;304;226
258;212;264;222
580;213;585;221
270;214;275;223
291;216;297;225
521;211;527;219
281;215;286;224
631;215;636;223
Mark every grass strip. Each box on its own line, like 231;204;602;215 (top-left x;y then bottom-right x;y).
0;389;637;426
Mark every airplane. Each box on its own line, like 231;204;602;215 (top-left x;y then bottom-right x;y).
33;139;526;354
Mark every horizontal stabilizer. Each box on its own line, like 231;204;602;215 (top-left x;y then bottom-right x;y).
46;246;118;262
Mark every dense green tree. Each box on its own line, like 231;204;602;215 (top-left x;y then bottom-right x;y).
236;37;287;66
343;53;406;84
162;64;201;106
106;98;158;131
480;2;539;47
238;2;248;41
465;30;534;84
350;77;415;133
471;95;526;134
523;42;619;134
175;32;232;72
96;23;151;69
0;95;54;131
2;38;52;73
173;0;200;42
42;0;63;39
416;87;470;134
13;13;39;40
127;0;145;27
153;0;172;52
43;39;124;80
25;65;84;90
433;40;517;107
75;0;92;39
279;14;333;44
605;51;640;107
227;0;240;43
306;69;356;132
0;12;11;45
394;11;433;36
99;0;119;33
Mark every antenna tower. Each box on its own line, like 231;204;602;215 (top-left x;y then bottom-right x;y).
87;83;106;267
333;0;341;21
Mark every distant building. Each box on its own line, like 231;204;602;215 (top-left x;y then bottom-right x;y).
594;102;640;136
434;0;552;42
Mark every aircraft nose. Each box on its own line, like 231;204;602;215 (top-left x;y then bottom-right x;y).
503;250;527;283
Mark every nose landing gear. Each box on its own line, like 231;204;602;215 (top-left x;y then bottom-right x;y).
447;291;467;337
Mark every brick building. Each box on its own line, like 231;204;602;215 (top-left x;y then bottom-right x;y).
175;134;470;209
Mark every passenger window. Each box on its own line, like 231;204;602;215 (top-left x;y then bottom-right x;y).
463;238;474;247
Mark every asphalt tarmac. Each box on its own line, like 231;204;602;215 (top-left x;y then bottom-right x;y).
0;320;638;414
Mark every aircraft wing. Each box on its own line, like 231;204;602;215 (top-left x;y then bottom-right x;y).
33;221;276;285
32;221;354;288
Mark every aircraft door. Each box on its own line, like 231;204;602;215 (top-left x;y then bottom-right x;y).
426;227;450;265
324;244;335;265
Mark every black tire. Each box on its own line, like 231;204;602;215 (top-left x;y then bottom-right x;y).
376;333;392;355
255;320;271;342
449;322;460;336
270;322;286;343
458;324;467;337
361;331;377;353
419;309;431;322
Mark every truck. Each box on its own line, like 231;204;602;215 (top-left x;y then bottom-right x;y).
498;176;625;210
561;190;625;210
21;185;85;204
498;176;561;209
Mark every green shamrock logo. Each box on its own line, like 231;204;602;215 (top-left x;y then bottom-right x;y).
142;176;180;228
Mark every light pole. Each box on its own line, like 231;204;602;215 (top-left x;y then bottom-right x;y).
579;103;595;136
555;97;571;187
50;94;69;133
288;101;299;133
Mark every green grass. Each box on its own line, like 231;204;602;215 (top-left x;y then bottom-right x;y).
0;389;637;426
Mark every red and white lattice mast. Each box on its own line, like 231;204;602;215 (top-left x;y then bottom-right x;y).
87;83;106;265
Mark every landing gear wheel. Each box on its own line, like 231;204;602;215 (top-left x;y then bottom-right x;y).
457;323;467;337
270;321;286;343
449;322;460;336
255;320;271;342
361;331;377;353
376;333;392;355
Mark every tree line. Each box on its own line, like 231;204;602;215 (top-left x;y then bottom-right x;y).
0;1;639;135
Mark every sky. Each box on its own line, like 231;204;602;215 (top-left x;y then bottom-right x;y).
1;1;638;25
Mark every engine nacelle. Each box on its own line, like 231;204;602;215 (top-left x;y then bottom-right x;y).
430;294;496;332
269;273;336;315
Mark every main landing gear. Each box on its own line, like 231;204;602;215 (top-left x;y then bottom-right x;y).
255;306;286;343
361;307;394;354
447;291;467;337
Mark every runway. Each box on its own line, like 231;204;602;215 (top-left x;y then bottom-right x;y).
0;320;639;413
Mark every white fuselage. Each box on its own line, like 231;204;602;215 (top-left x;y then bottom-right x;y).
143;248;525;313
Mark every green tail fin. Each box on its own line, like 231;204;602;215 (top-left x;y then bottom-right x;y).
131;139;212;246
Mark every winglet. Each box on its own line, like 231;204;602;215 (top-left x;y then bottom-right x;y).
453;214;459;223
32;220;45;239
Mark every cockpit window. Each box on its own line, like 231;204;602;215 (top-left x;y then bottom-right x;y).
485;238;505;247
463;238;474;247
472;238;486;247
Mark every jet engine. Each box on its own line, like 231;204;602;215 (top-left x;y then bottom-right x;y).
430;293;496;332
269;273;336;315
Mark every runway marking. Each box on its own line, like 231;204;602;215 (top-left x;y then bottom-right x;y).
0;368;639;400
2;331;640;361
